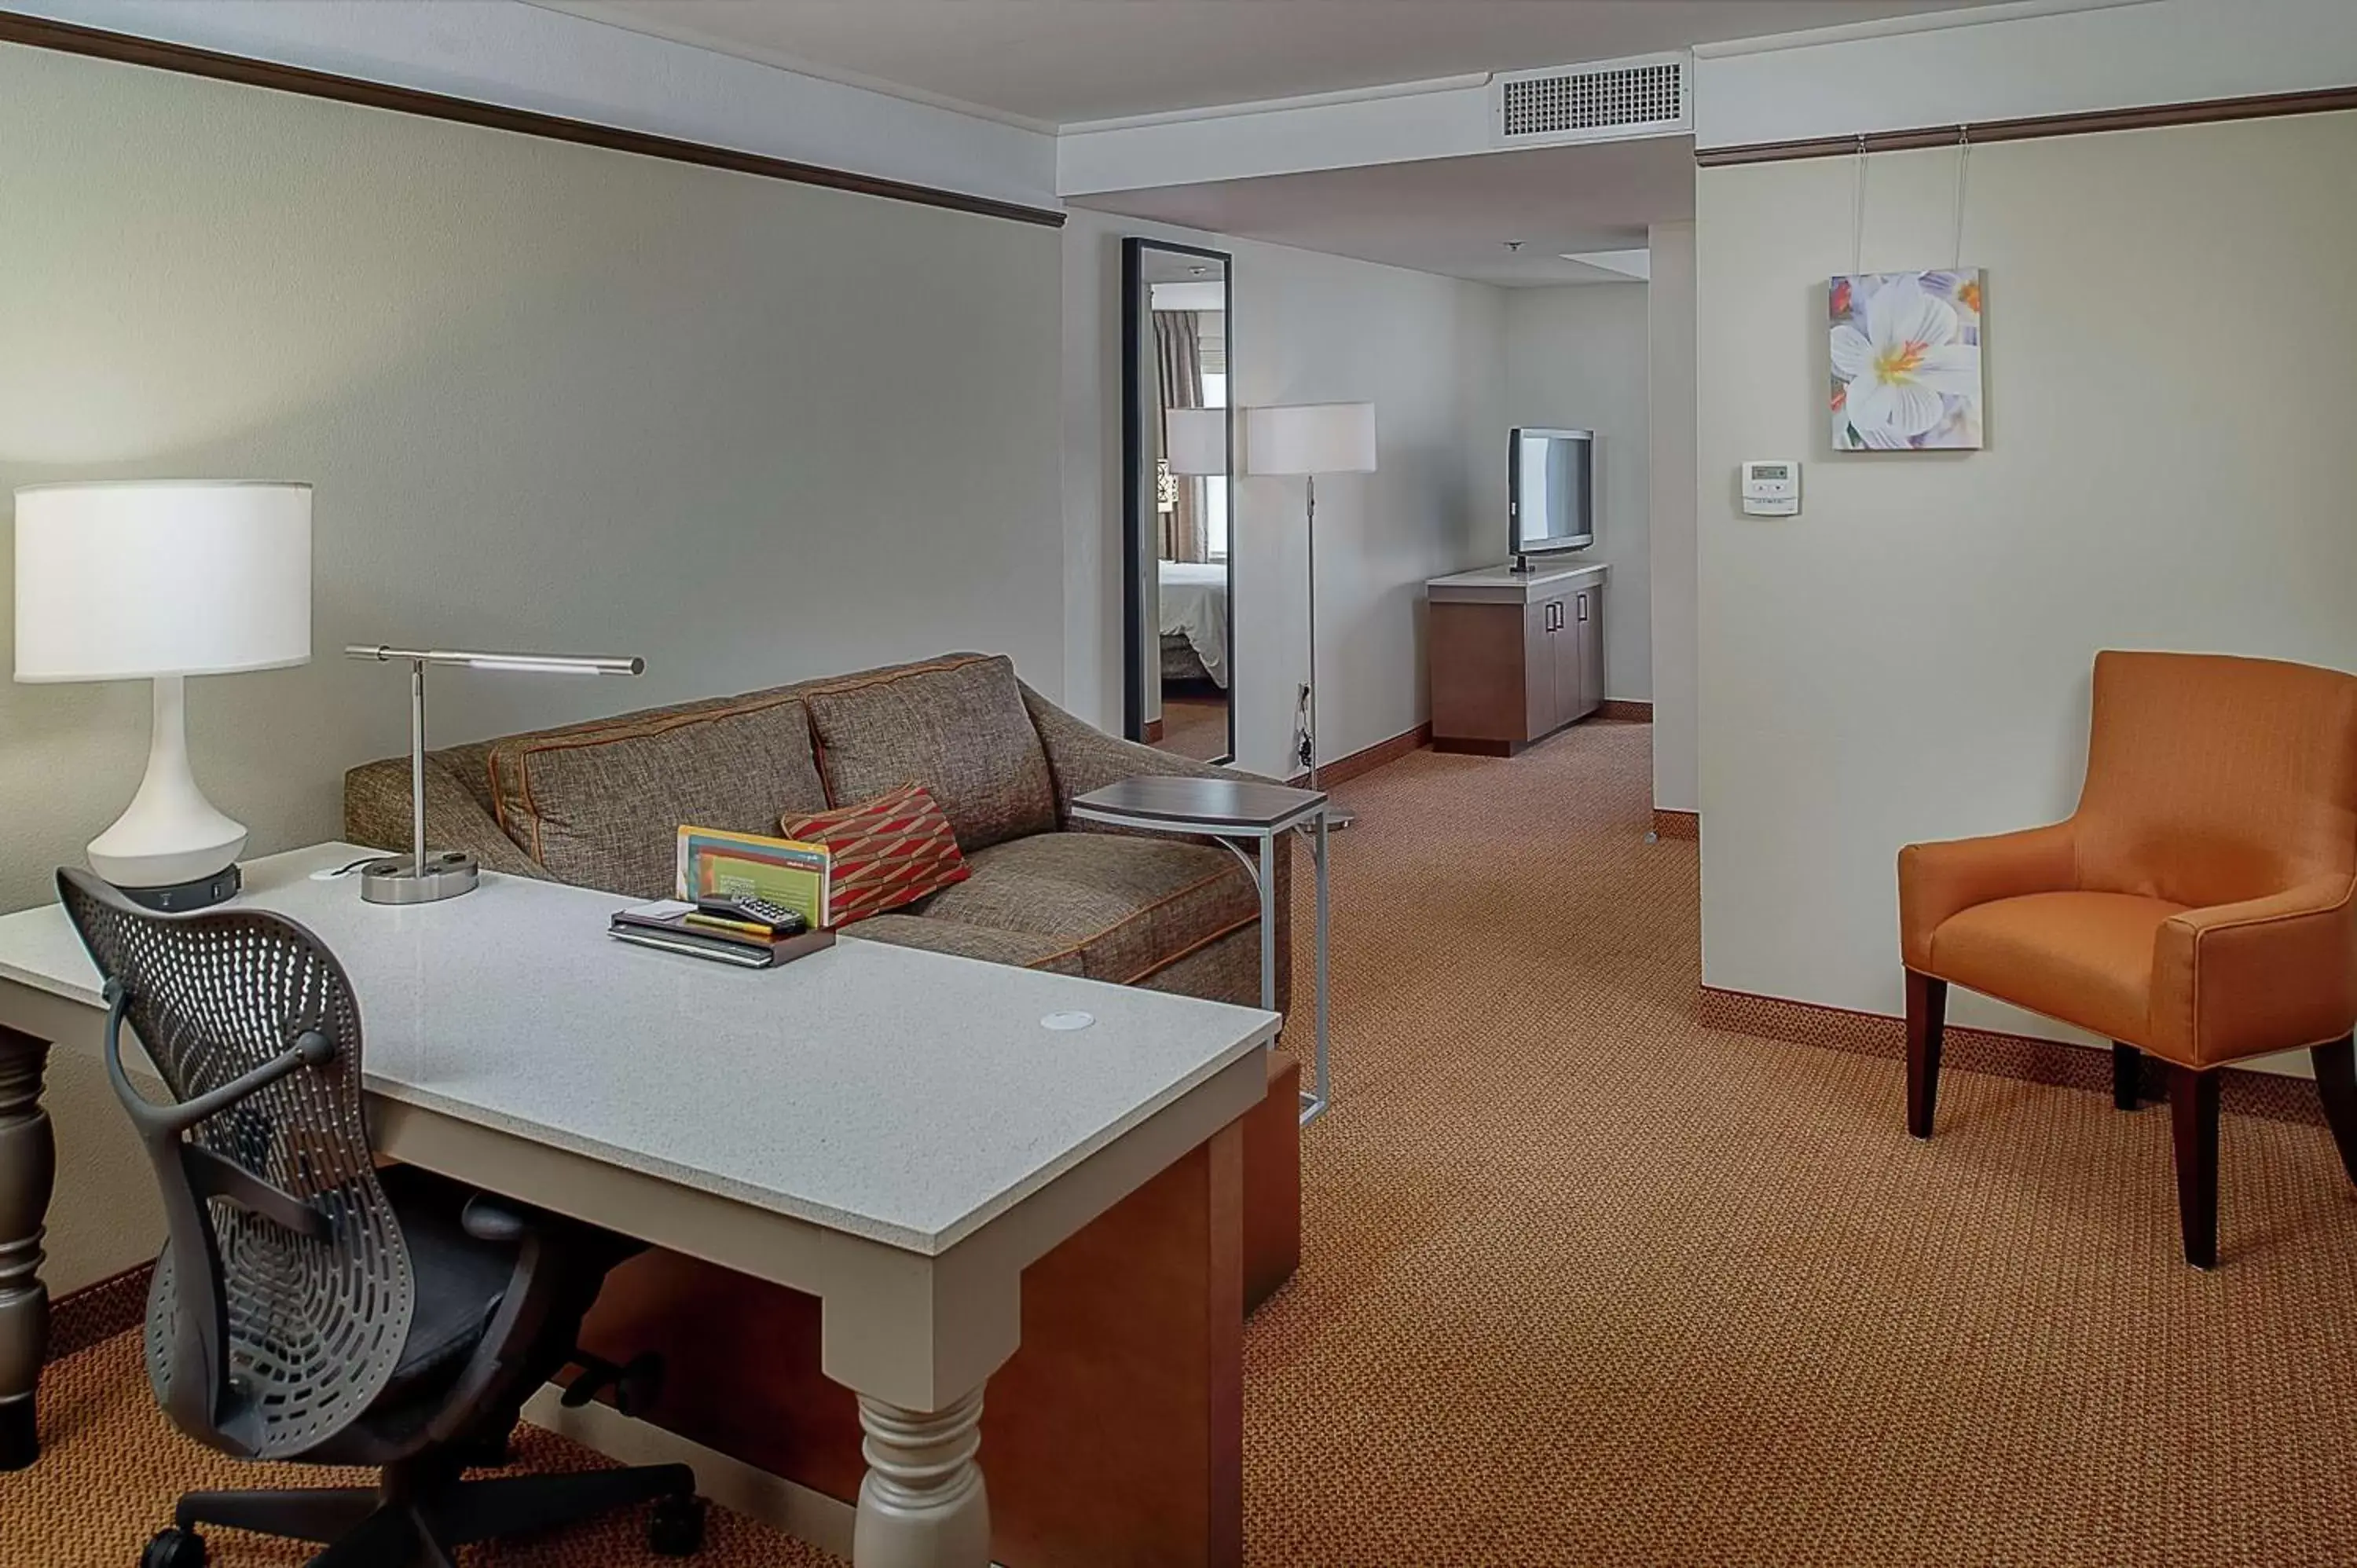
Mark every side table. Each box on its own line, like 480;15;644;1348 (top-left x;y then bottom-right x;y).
1071;777;1332;1123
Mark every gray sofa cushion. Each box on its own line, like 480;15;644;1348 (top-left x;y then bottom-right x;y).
848;914;1087;976
482;689;829;898
910;831;1257;987
804;654;1058;852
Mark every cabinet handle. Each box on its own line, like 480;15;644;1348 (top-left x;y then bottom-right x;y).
1577;594;1589;622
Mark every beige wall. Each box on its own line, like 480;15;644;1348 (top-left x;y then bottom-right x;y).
1063;209;1506;778
1501;284;1651;702
1695;111;2357;1063
1647;222;1699;812
0;43;1064;915
2;43;1062;1288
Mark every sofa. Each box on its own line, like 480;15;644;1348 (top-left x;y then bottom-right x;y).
343;650;1299;1303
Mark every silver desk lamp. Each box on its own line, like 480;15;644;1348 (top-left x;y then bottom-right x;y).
345;645;644;903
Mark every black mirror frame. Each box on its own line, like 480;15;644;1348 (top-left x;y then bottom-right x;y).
1120;236;1236;766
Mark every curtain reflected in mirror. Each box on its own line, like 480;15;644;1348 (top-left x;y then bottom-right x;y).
1123;238;1233;766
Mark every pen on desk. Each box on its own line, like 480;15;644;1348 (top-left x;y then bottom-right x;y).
682;912;775;937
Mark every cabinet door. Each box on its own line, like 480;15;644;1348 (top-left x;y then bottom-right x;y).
1575;586;1604;716
1524;598;1558;739
1552;593;1584;726
1431;601;1530;743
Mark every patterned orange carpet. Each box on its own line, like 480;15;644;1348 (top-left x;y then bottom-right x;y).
16;719;2357;1565
1153;687;1231;763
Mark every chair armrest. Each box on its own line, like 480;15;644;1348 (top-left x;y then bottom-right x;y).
2150;876;2357;1066
343;754;550;881
1897;821;2078;971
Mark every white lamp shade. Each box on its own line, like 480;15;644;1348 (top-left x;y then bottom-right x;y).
1164;407;1229;476
15;481;313;682
1244;402;1377;477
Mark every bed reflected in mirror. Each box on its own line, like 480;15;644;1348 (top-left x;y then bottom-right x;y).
1123;238;1233;765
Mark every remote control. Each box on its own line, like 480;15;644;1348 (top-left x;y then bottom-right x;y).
696;894;807;934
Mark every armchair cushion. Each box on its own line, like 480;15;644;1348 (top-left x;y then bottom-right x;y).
1924;892;2187;1046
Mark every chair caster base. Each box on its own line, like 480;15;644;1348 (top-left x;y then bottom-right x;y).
650;1492;706;1556
140;1526;207;1568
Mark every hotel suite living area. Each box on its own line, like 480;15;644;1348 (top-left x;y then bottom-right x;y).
6;2;2357;1565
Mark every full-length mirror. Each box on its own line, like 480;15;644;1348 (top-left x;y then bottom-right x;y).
1122;238;1233;764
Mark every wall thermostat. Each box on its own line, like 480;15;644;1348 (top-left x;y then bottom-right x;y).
1741;460;1801;516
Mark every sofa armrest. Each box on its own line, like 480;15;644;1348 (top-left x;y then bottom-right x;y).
1020;683;1293;1017
343;755;551;882
2150;876;2357;1066
1019;683;1270;808
1897;821;2078;971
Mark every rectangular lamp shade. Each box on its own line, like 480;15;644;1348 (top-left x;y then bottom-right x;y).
1245;402;1378;477
1164;407;1229;476
15;481;312;682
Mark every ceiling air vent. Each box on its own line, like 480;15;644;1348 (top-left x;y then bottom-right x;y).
1494;53;1690;146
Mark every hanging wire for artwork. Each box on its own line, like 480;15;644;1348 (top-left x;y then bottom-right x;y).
1951;124;1973;270
1850;134;1868;275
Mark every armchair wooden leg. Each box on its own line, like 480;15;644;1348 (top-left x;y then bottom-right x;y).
1904;971;1946;1139
2112;1043;2143;1111
2169;1065;2220;1269
2310;1035;2357;1188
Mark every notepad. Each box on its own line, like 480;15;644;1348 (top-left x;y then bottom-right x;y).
673;826;831;932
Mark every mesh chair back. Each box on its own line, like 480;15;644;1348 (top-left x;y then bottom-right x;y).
57;869;413;1460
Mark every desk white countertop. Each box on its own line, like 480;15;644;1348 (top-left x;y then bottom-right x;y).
0;844;1279;1258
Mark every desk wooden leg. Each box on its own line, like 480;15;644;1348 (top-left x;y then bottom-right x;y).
0;1026;55;1471
852;1387;990;1567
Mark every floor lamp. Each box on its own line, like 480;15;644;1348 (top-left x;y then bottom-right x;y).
1245;402;1377;826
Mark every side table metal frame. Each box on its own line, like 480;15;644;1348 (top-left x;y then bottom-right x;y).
1071;798;1332;1124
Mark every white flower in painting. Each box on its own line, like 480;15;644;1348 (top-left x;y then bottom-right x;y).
1831;276;1981;442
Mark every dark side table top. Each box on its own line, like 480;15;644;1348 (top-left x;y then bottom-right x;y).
1071;775;1329;832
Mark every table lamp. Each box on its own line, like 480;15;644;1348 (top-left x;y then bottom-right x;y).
1244;402;1376;825
15;481;313;910
345;644;643;903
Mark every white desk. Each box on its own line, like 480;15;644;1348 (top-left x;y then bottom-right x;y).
0;844;1277;1567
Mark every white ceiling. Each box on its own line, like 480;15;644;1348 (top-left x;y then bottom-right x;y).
1075;137;1697;288
535;0;2029;128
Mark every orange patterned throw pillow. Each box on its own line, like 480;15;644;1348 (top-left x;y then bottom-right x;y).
781;783;970;927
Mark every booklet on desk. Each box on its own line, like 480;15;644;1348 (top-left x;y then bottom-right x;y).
610;900;836;969
675;826;830;933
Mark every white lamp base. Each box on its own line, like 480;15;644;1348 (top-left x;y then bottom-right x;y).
87;675;248;892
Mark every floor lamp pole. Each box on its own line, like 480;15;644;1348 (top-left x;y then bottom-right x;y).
1303;474;1356;829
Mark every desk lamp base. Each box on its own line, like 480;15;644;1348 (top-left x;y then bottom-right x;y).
360;850;479;904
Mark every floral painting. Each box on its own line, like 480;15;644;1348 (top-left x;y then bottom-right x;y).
1830;269;1983;450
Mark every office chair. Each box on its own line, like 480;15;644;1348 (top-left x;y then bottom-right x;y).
58;868;706;1567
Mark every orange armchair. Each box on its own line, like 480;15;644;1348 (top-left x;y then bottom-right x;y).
1897;650;2357;1267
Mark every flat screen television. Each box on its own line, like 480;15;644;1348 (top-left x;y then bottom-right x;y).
1508;427;1593;564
